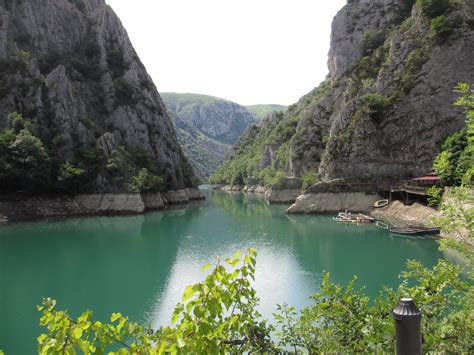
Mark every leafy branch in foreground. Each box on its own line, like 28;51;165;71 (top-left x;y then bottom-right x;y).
37;248;274;354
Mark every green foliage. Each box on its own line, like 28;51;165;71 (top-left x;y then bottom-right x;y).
130;168;165;193
430;15;457;41
38;249;275;354
14;50;30;71
106;146;170;192
435;185;474;258
245;104;288;121
433;84;473;185
275;259;472;353
399;16;414;33
257;166;285;187
57;163;87;194
0;114;51;192
426;185;443;206
8;111;30;132
360;93;390;114
399;48;430;93
107;48;129;79
302;171;318;191
432;83;474;258
113;77;135;107
417;0;452;18
454;83;474;153
362;30;385;56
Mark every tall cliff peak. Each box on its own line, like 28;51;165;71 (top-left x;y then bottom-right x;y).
211;0;474;187
0;0;196;193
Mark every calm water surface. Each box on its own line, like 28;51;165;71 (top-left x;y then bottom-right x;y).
0;188;444;354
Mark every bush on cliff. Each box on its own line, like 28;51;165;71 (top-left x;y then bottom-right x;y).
0;113;51;192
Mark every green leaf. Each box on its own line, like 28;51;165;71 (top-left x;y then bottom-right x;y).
177;337;186;348
72;327;83;339
182;285;196;302
110;313;122;322
202;263;212;271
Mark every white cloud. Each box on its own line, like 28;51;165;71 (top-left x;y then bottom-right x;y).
106;0;346;105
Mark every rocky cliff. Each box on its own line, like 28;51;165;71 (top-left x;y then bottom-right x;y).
211;0;474;188
0;0;196;194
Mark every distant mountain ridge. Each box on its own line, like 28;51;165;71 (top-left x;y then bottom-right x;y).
162;93;287;179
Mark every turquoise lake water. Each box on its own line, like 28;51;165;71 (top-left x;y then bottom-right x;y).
0;188;444;354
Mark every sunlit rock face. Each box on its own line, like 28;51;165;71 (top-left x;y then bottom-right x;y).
0;0;196;191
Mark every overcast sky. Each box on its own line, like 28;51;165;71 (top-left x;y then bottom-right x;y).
105;0;347;106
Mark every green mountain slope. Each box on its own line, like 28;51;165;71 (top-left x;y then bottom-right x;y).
245;105;288;121
161;93;257;144
161;93;259;179
171;114;231;179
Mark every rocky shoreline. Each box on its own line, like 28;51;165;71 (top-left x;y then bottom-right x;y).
210;184;301;204
0;188;205;224
286;192;381;214
210;183;446;234
370;200;440;228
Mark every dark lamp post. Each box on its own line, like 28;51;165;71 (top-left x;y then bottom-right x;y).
393;298;422;355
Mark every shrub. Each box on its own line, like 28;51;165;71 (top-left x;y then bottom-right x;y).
57;163;87;194
430;15;460;41
362;31;385;55
7;129;51;190
113;77;135;106
131;168;166;193
107;48;129;78
361;93;390;114
302;171;318;191
426;185;443;205
434;127;469;184
416;0;452;18
398;48;430;93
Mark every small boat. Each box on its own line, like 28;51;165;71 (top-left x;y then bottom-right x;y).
389;227;440;236
374;199;389;208
375;220;390;230
333;212;374;224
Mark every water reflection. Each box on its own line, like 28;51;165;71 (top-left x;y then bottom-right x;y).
147;189;444;329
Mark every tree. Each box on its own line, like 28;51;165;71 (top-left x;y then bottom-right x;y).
7;129;51;191
130;168;165;193
57;163;87;194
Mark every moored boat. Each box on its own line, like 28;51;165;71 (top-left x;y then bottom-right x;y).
333;212;375;224
373;199;389;208
389;227;440;236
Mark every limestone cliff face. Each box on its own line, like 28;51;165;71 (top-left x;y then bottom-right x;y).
0;0;196;192
328;0;415;81
211;0;474;187
316;0;474;182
